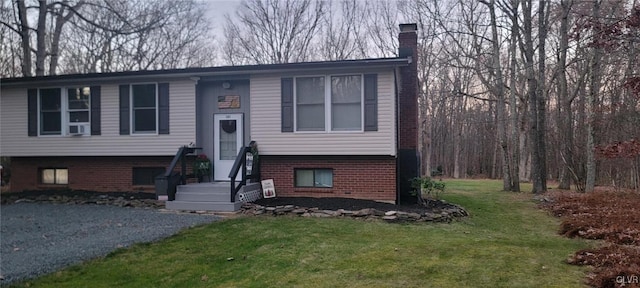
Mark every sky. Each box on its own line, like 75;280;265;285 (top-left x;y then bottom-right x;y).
204;0;242;36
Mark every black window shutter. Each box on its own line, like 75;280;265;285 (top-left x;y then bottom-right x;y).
90;86;101;135
364;74;378;131
28;89;38;136
281;78;294;132
119;84;130;135
158;83;170;134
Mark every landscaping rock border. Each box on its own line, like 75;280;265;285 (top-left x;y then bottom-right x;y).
1;193;164;209
240;202;469;222
1;192;470;222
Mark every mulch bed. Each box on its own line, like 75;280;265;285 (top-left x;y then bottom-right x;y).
541;189;640;288
248;196;468;222
1;190;455;215
254;196;449;214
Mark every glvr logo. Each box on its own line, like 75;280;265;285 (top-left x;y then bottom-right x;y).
616;275;639;284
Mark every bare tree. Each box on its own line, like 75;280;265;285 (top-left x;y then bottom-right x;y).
222;0;325;65
317;0;367;61
479;0;512;190
364;0;403;58
0;1;21;77
585;0;602;192
522;0;548;194
506;0;521;191
48;0;84;75
1;0;212;76
535;0;549;193
556;0;575;190
16;0;32;76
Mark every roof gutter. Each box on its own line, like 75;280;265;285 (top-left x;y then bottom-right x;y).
1;58;410;87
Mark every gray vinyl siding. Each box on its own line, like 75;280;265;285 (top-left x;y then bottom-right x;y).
250;70;396;156
0;80;196;156
196;79;251;161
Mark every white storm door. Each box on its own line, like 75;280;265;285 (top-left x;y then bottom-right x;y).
213;114;243;181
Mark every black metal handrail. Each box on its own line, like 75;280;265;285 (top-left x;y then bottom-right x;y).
229;146;251;202
165;145;200;183
156;145;200;201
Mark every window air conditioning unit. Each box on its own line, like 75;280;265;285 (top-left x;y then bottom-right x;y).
68;124;90;136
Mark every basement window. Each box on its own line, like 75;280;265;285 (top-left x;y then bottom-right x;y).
40;168;68;185
133;167;165;185
294;169;333;188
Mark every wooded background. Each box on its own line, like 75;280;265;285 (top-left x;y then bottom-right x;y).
2;0;639;192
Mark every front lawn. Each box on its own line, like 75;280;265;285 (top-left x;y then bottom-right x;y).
11;180;592;287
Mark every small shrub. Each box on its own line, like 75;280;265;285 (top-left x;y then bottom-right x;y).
431;165;443;176
410;176;445;207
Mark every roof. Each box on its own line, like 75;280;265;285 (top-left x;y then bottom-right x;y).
1;57;409;87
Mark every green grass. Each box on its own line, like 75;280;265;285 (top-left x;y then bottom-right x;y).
11;180;592;288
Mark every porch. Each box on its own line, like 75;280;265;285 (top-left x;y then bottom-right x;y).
156;144;261;212
166;181;261;212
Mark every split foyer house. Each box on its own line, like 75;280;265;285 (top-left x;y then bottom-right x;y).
0;24;420;209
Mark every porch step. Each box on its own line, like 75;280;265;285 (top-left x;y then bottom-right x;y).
175;191;228;202
175;181;230;193
166;201;243;212
165;181;261;212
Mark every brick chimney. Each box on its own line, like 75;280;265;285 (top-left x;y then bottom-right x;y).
398;23;418;150
397;23;419;204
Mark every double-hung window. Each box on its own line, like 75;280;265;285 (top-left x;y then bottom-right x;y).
296;77;325;131
39;88;62;135
331;75;362;131
131;84;157;134
295;74;363;132
67;87;90;122
37;87;92;136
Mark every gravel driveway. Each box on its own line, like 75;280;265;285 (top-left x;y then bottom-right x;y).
1;203;221;284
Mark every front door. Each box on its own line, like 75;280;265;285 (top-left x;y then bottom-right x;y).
213;113;243;181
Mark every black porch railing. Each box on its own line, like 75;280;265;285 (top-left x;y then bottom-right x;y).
156;143;258;203
155;145;200;201
228;143;259;203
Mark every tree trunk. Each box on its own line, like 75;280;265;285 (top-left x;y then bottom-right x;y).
519;128;530;181
534;0;548;193
17;0;32;76
35;0;47;76
585;0;602;193
558;0;573;190
523;0;541;193
453;127;461;178
508;0;521;191
487;0;511;191
422;127;431;177
49;1;80;75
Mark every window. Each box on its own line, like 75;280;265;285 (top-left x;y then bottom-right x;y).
40;168;68;185
132;167;165;185
296;77;325;131
294;75;363;132
295;169;333;188
39;88;62;135
67;87;90;123
36;87;92;136
131;84;157;134
118;83;167;135
331;75;362;130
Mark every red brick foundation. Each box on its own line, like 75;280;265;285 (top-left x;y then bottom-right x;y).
260;156;397;202
8;156;192;193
